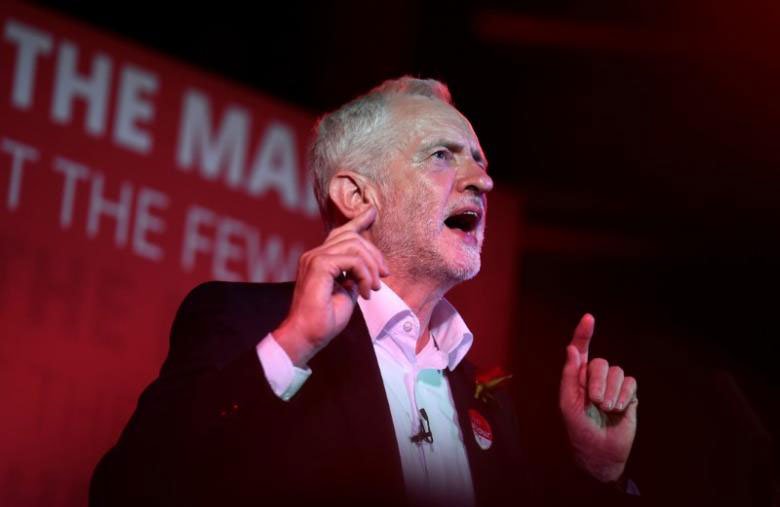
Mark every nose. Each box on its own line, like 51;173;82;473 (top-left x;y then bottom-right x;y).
457;160;494;195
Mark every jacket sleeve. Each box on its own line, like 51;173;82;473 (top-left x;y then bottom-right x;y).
88;282;292;507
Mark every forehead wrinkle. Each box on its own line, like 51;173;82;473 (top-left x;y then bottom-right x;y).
411;118;479;150
388;95;486;165
415;133;487;167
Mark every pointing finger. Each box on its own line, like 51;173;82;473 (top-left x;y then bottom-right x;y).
569;313;595;362
335;207;377;236
560;345;582;402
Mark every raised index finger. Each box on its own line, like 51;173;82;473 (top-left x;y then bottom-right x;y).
335;207;377;235
569;313;595;362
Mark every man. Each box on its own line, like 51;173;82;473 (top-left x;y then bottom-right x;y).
91;77;638;507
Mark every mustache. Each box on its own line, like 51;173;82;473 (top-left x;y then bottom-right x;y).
445;197;486;216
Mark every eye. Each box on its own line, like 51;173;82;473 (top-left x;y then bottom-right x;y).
431;149;454;162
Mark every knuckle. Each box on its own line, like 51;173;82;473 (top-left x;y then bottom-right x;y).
367;242;382;256
327;227;346;240
345;240;370;257
353;252;371;267
340;243;358;256
311;255;331;270
361;254;378;271
358;241;377;258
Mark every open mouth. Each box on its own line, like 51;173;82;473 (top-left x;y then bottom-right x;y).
444;209;481;233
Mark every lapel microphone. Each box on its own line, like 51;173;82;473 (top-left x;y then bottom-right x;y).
410;408;433;444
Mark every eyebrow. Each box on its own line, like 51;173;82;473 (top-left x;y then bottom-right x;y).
417;138;489;168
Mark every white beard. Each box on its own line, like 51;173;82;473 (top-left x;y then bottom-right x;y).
373;188;482;286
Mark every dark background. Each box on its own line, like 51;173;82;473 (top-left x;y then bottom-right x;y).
35;0;779;503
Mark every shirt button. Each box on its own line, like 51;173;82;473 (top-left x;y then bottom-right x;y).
403;321;413;333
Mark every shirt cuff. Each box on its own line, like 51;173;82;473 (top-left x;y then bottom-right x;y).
256;333;312;401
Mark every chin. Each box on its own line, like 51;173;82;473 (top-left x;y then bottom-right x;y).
443;251;482;282
450;265;480;283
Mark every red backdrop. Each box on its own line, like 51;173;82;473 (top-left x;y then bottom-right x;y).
0;3;522;505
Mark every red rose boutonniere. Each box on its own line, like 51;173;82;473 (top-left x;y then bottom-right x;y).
474;366;513;404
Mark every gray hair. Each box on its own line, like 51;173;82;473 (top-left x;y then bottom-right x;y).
309;76;453;227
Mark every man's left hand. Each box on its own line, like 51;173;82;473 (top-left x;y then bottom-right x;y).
559;314;638;483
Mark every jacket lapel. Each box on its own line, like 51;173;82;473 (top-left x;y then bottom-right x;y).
310;306;407;504
449;364;506;506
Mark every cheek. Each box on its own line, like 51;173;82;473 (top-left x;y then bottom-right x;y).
389;173;453;226
428;169;456;189
418;173;454;205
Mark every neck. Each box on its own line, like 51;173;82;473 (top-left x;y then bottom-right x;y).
382;272;453;353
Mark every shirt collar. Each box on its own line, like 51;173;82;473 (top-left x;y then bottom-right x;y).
357;281;473;371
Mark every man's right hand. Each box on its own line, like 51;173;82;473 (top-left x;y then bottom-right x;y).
272;207;389;367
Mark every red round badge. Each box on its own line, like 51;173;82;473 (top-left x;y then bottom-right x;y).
468;409;493;450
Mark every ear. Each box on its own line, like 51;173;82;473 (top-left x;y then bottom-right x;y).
328;170;376;220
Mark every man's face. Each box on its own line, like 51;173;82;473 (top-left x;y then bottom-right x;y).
371;95;494;287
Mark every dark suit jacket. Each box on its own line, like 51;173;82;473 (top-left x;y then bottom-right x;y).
90;281;631;507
